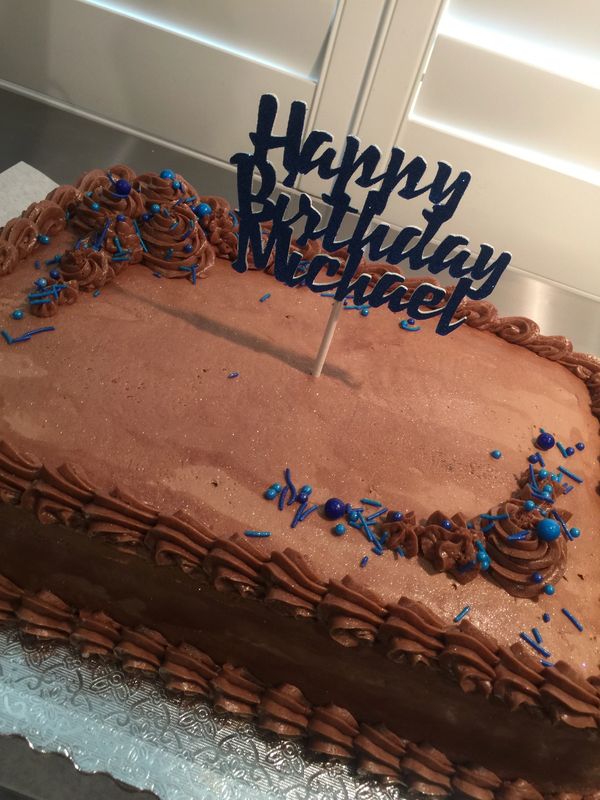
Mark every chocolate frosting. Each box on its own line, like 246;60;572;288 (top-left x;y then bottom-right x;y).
453;765;502;800
260;548;326;618
0;241;18;277
60;247;116;291
74;164;136;194
198;196;239;261
0;440;41;505
46;185;83;214
257;683;311;737
318;575;386;646
146;510;215;573
380;510;423;557
159;643;217;697
22;462;94;528
134;171;198;206
402;742;455;796
23;200;66;236
0;217;38;258
307;704;359;759
0;574;23;621
540;661;600;729
16;590;74;640
493;643;544;711
203;533;269;596
355;722;407;780
139;202;215;277
379;597;446;666
70;610;121;658
29;278;79;318
211;663;264;717
498;779;544;800
115;625;168;675
440;620;500;697
421;512;483;584
103;217;143;264
73;185;144;232
86;487;157;554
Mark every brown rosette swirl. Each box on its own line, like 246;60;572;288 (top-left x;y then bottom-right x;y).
0;241;18;277
29;278;79;318
70;610;121;658
146;510;215;573
23;200;66;236
440;620;500;697
103;217;143;264
46;184;83;215
16;590;74;641
114;626;168;675
460;300;499;330
401;742;455;796
134;171;198;206
0;216;38;258
493;317;540;345
318;575;386;647
539;661;600;729
355;723;407;781
211;664;264;717
73;183;144;232
86;486;157;554
493;642;544;711
75;165;136;194
139;203;215;278
380;510;423;557
497;779;544;800
257;683;311;738
484;500;567;598
307;704;359;759
203;533;269;596
0;575;23;622
0;440;41;505
420;512;483;584
559;351;600;382
452;765;502;800
378;596;445;666
588;372;600;417
198;196;238;260
60;247;117;291
525;334;573;362
260;548;326;618
21;462;95;528
159;643;218;697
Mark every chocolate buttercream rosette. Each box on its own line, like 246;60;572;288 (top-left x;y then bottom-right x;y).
198;196;239;261
60;247;118;292
134;171;199;207
139;203;215;279
420;512;484;584
72;182;144;234
483;501;567;598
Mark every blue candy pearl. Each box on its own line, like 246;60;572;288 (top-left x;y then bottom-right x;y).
297;491;309;504
566;446;575;456
11;309;24;320
538;469;548;479
490;450;502;459
37;234;50;245
91;202;100;211
478;556;490;571
407;318;416;325
551;473;560;482
536;518;561;542
532;572;543;583
160;169;175;180
324;497;345;520
198;202;212;217
441;519;453;530
183;243;194;253
569;527;581;538
391;511;403;522
49;269;61;280
300;485;312;496
150;203;160;214
142;213;152;222
271;483;282;492
172;180;182;190
542;484;553;494
333;523;346;536
536;432;555;451
523;500;536;512
116;214;126;222
360;308;369;317
35;278;48;289
264;488;278;500
348;510;359;523
114;178;131;197
575;442;585;451
543;584;555;595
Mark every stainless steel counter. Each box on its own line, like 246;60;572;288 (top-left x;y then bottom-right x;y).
0;82;598;800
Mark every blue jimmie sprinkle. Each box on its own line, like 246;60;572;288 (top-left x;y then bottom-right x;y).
551;510;573;541
541;660;555;668
543;612;551;623
284;467;297;505
244;530;271;538
34;260;41;269
278;486;288;511
361;498;382;507
532;627;542;644
556;441;569;458
453;606;471;624
528;464;538;489
481;522;495;534
558;465;583;484
519;632;551;658
360;556;369;568
507;531;529;541
561;608;583;632
366;507;388;522
93;290;101;298
299;503;319;522
562;484;574;495
479;513;509;521
291;502;307;529
227;372;239;379
259;293;271;302
132;220;148;253
395;547;405;557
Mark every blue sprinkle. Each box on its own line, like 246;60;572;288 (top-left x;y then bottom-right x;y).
569;527;581;538
507;531;529;541
551;510;573;541
259;293;271;302
34;260;41;269
395;547;405;557
490;450;502;459
390;511;403;522
37;234;50;245
366;508;387;522
453;606;471;624
532;572;543;584
11;309;24;321
541;660;554;668
532;627;542;644
562;484;574;494
481;522;495;533
299;503;319;523
264;487;278;500
565;446;575;457
360;556;369;568
333;523;346;536
152;272;162;278
244;530;271;538
291;502;307;529
479;513;509;521
528;464;538;489
93;290;101;298
558;465;583;484
284;467;297;505
575;442;585;451
361;498;382;508
561;608;583;632
543;612;551;623
227;372;239;379
278;486;288;511
544;584;555;596
519;632;551;658
556;441;569;458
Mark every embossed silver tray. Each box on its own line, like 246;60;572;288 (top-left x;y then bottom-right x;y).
0;625;405;800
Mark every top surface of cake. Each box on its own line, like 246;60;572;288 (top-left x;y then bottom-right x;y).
1;165;599;678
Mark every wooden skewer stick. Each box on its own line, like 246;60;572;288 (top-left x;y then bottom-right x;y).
312;300;343;377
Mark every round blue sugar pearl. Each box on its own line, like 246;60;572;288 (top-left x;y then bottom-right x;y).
543;584;555;596
172;180;182;190
523;500;536;512
160;169;175;180
569;527;581;539
441;519;453;530
264;487;278;500
551;473;560;482
37;234;50;245
542;484;553;494
150;203;160;214
324;497;345;520
490;450;502;459
478;556;490;571
391;511;404;522
49;269;61;280
536;518;561;542
566;446;575;457
538;469;548;479
11;309;24;320
408;318;416;325
142;213;152;222
91;202;100;211
35;277;48;289
536;432;555;451
348;510;359;523
360;308;369;317
297;491;309;504
198;202;212;217
300;485;312;496
271;483;282;493
183;243;193;253
114;178;131;197
532;572;543;584
575;442;585;451
116;214;126;222
333;523;346;536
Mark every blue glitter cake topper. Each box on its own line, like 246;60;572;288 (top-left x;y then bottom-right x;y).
231;94;512;374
